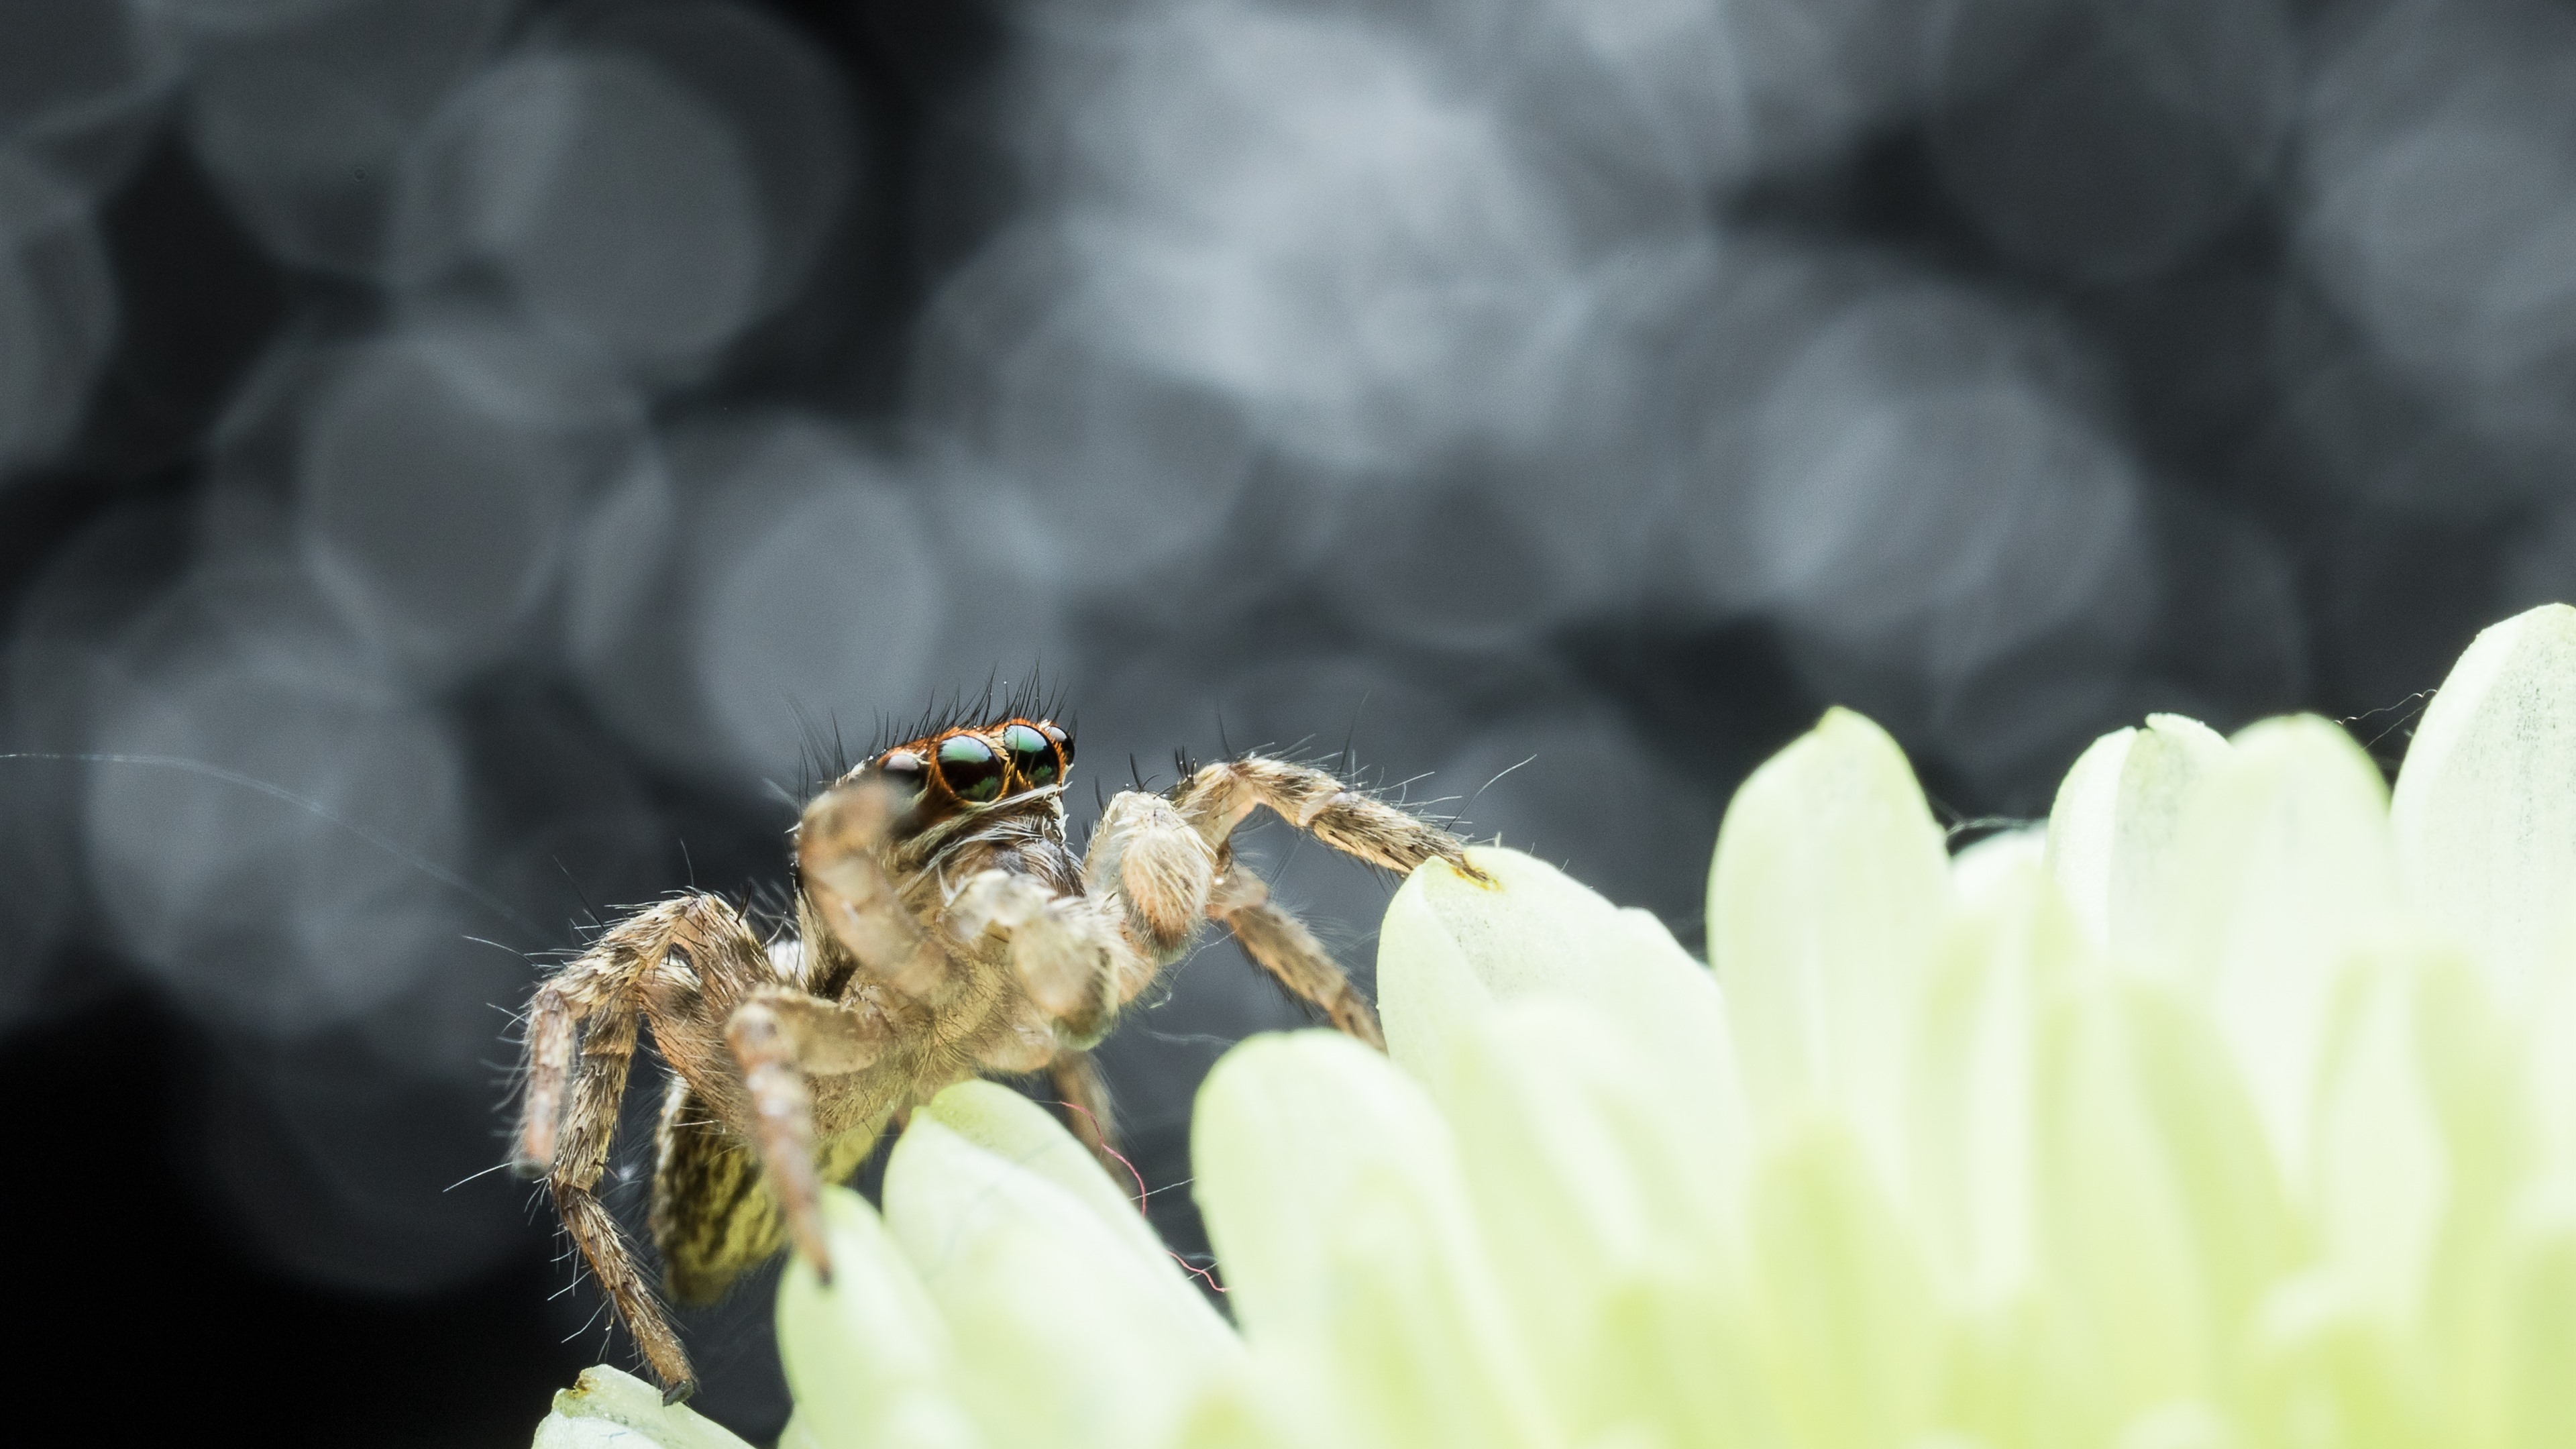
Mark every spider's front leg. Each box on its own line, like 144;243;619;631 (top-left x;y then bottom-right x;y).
721;987;893;1284
1160;755;1483;1048
1204;867;1385;1049
1170;754;1481;878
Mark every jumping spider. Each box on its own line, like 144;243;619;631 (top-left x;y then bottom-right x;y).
510;701;1479;1400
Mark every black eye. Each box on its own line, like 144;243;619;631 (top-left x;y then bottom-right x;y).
1002;722;1059;787
873;749;928;801
936;735;1005;802
1040;720;1073;769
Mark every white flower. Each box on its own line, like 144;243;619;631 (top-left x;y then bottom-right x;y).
545;603;2576;1449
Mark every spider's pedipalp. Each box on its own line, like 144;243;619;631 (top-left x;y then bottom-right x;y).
797;777;948;1000
947;868;1134;1046
1083;791;1215;956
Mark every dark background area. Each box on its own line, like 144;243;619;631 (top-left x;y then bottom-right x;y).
2;0;2567;1442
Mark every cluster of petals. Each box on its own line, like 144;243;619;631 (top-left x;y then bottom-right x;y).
539;604;2576;1449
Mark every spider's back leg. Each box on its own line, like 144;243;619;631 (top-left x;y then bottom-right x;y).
515;896;731;1401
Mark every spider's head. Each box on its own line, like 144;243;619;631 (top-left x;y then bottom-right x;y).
859;717;1075;834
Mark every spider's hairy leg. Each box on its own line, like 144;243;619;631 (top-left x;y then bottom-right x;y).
721;987;894;1283
1048;1049;1126;1183
547;995;698;1401
514;979;574;1177
515;896;747;1403
1206;867;1385;1049
1171;755;1481;879
796;777;947;1000
1155;754;1475;1055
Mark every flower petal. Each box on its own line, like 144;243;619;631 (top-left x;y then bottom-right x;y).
2165;715;2397;1181
2106;1401;2238;1449
1193;1030;1560;1449
2473;1181;2576;1447
2241;1273;2428;1449
775;1188;981;1449
1909;855;2090;1307
2039;978;2294;1430
2390;602;2576;1002
1378;846;1744;1158
1432;998;1758;1447
881;1105;1240;1449
1950;824;2047;904
1747;1122;1942;1449
915;1079;1172;1277
1707;708;1949;1165
530;1366;757;1449
2311;950;2492;1328
2045;712;2231;965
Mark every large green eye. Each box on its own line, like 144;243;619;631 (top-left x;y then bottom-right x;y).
1040;720;1073;768
1002;722;1059;786
936;735;1005;802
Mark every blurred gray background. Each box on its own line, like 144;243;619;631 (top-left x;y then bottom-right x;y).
0;0;2565;1442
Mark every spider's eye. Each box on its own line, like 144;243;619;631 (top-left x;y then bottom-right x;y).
873;750;928;801
936;735;1006;802
1040;720;1074;768
1002;722;1060;787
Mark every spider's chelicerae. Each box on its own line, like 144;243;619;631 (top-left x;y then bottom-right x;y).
510;699;1481;1401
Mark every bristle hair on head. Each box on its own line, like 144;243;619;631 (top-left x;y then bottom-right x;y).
789;701;861;798
869;667;1071;757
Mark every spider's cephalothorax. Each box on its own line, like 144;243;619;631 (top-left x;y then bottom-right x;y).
510;707;1479;1401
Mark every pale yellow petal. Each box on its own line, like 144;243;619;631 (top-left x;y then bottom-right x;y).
2241;1273;2428;1449
1747;1122;1941;1449
1709;707;1949;1173
531;1366;758;1449
882;1112;1239;1449
1949;824;2047;904
2459;1180;2576;1449
2497;1185;2576;1449
2107;1401;2239;1449
2310;950;2494;1328
775;1187;981;1449
1379;846;1745;1167
2038;979;2295;1429
2528;979;2576;1183
2390;602;2576;1002
1908;855;2090;1307
2045;713;2231;965
1193;1030;1560;1449
1433;998;1759;1448
2406;956;2531;1355
915;1079;1170;1275
2166;715;2397;1181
